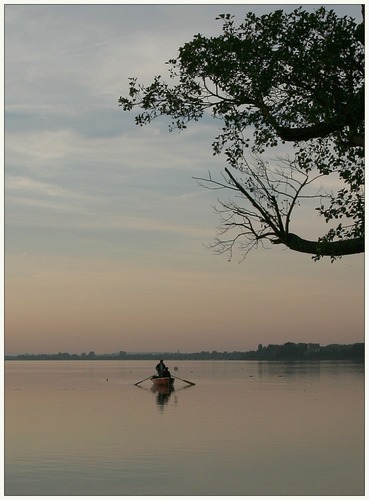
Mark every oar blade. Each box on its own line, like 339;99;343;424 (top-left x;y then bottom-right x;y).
173;375;196;386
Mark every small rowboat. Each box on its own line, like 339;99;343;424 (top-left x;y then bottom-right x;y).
151;376;174;389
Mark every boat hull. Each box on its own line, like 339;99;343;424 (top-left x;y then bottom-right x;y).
151;376;174;389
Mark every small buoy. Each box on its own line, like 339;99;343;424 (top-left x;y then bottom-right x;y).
106;378;109;382
174;366;178;372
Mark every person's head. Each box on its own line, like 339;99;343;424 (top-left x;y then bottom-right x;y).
160;360;163;363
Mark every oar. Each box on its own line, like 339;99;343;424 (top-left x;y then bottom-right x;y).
173;375;196;386
134;375;155;386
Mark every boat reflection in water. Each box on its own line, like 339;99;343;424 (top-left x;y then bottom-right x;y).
151;384;174;408
150;376;174;409
135;372;195;409
150;376;196;409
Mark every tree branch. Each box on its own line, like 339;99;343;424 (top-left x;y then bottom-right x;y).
284;233;364;257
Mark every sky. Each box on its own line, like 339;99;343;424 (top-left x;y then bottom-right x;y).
4;3;364;355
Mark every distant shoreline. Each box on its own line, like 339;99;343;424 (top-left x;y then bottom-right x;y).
4;342;364;362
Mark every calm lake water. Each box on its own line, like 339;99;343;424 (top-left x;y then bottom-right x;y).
5;360;364;496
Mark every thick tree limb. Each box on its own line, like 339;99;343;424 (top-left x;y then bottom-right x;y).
269;88;364;143
280;233;364;256
278;123;346;142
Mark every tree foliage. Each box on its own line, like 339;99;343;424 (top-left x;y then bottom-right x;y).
119;6;364;260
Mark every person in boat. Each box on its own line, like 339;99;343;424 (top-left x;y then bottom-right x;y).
156;360;169;378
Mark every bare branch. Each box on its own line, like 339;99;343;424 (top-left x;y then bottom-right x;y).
196;154;351;260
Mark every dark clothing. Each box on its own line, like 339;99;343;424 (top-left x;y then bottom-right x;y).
156;360;167;377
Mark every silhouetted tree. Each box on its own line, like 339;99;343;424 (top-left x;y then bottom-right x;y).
119;6;364;261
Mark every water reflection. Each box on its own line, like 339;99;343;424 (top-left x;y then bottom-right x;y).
5;360;364;496
151;386;174;408
135;381;175;409
141;382;195;409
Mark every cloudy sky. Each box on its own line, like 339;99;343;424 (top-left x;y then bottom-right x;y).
5;3;364;355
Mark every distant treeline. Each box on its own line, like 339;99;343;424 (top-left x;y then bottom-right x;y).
5;342;364;362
